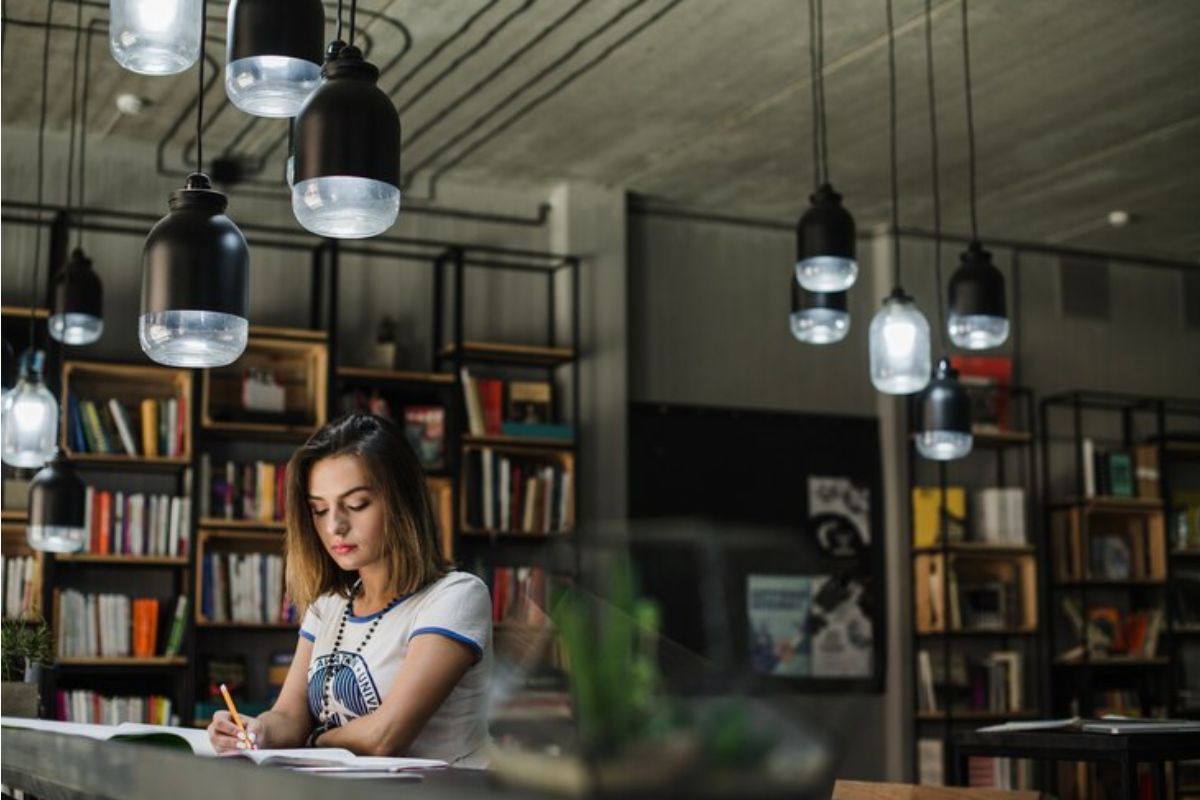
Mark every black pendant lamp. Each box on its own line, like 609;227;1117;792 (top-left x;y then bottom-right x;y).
28;450;88;552
795;0;857;293
140;0;250;368
790;280;850;345
50;0;104;346
915;0;972;461
226;0;326;118
292;0;401;239
946;0;1008;350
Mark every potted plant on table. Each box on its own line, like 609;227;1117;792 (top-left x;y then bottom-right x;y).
1;617;53;718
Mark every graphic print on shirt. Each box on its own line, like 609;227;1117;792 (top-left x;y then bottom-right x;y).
307;650;381;727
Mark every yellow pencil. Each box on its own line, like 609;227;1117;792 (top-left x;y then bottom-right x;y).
219;683;256;750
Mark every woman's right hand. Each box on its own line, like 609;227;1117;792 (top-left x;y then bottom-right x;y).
208;710;264;753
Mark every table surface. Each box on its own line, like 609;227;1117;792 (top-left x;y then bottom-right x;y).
952;729;1200;761
0;727;507;800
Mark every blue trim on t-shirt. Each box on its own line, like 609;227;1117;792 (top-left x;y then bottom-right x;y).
299;629;316;642
409;626;483;659
347;594;412;623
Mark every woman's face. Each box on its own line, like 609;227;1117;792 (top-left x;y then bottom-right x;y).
308;454;386;572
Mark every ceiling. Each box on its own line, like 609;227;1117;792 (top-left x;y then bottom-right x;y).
2;0;1198;261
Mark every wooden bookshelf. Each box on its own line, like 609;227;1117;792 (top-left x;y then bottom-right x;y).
1050;504;1166;582
200;334;328;434
915;628;1038;638
1049;496;1164;513
462;434;575;450
439;341;575;368
913;552;1038;634
60;361;193;460
66;453;191;468
197;518;285;531
912;542;1036;557
56;656;187;667
0;305;49;319
1;510;28;523
1053;655;1170;667
336;366;454;385
971;428;1034;448
915;709;1040;722
54;555;189;566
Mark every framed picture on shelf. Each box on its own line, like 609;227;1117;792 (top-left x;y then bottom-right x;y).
507;381;553;424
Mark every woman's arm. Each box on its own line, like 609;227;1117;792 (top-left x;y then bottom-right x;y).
208;636;315;751
314;634;476;756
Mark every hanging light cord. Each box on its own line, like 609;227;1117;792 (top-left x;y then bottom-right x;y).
926;0;948;353
78;13;95;250
28;0;53;351
886;0;901;288
196;0;207;174
335;0;344;43
807;0;820;189
64;0;83;238
349;0;358;48
816;0;828;184
961;0;978;241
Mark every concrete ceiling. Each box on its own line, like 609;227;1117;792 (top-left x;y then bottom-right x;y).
2;0;1198;261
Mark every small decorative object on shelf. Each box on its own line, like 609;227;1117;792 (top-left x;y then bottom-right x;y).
1;616;53;718
240;369;286;414
371;315;398;370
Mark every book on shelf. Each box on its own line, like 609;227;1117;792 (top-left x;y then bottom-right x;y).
198;454;287;523
949;355;1014;432
972;488;1026;545
55;690;175;726
917;737;944;786
464;448;572;534
966;756;1032;791
67;395;185;457
1135;443;1160;499
460;369;558;436
491;566;550;625
1059;598;1163;659
921;649;1024;713
163;595;189;656
0;718;446;770
912;486;966;547
1079;439;1144;500
500;421;574;441
80;488;191;557
404;405;446;470
54;591;185;659
917;649;937;712
1;555;38;620
200;551;297;625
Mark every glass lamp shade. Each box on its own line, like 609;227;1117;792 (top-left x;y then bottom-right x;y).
140;173;250;368
292;44;402;238
1;354;59;469
948;241;1009;349
49;248;105;346
109;0;202;76
795;183;858;292
225;0;326;117
869;288;931;395
27;450;87;553
790;282;850;345
914;359;973;460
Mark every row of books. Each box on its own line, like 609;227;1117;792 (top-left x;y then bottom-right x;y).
2;555;37;620
66;395;186;457
916;650;1024;713
912;486;1027;547
55;691;176;726
200;552;297;625
339;391;448;471
55;591;188;658
1060;598;1164;659
198;455;287;522
1051;508;1164;582
464;449;573;534
1080;439;1159;499
82;490;191;557
460;369;572;440
923;557;1029;631
492;567;550;625
917;739;1032;789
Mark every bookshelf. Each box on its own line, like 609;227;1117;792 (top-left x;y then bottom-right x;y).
1039;391;1200;729
908;384;1042;789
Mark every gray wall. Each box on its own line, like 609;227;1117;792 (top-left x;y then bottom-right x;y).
628;208;1200;782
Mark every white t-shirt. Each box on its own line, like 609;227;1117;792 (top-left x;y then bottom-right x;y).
300;570;493;767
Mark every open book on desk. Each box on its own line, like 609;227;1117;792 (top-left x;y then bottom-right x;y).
976;715;1200;735
0;717;446;770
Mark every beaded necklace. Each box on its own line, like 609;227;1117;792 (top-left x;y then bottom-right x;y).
317;579;402;727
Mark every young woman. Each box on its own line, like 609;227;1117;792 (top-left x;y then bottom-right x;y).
207;413;492;767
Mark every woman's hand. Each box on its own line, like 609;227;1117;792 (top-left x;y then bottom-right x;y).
207;710;264;753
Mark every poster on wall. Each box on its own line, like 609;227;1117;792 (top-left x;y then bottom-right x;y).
808;575;873;678
746;575;812;677
807;475;871;558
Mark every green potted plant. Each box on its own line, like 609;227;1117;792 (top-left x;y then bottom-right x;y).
1;617;53;718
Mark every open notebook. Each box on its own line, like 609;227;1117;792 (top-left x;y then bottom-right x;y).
0;717;446;770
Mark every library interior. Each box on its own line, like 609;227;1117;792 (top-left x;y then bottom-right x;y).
1;1;1198;798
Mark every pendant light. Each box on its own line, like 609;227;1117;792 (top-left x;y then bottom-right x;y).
3;3;59;470
140;0;250;368
795;0;857;292
869;0;931;396
225;0;326;118
946;0;1008;350
292;0;401;239
791;281;850;345
915;0;972;460
50;0;104;347
110;0;202;75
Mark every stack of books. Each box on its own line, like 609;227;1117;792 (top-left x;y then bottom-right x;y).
200;552;296;625
198;455;287;522
66;395;186;457
972;488;1027;544
81;490;191;557
464;449;572;534
460;369;573;441
2;555;37;620
56;591;188;658
54;690;175;726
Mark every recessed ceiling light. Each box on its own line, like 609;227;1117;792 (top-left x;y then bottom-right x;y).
115;93;146;115
1107;210;1132;228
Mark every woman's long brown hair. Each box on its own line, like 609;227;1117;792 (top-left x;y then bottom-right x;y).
285;413;447;615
